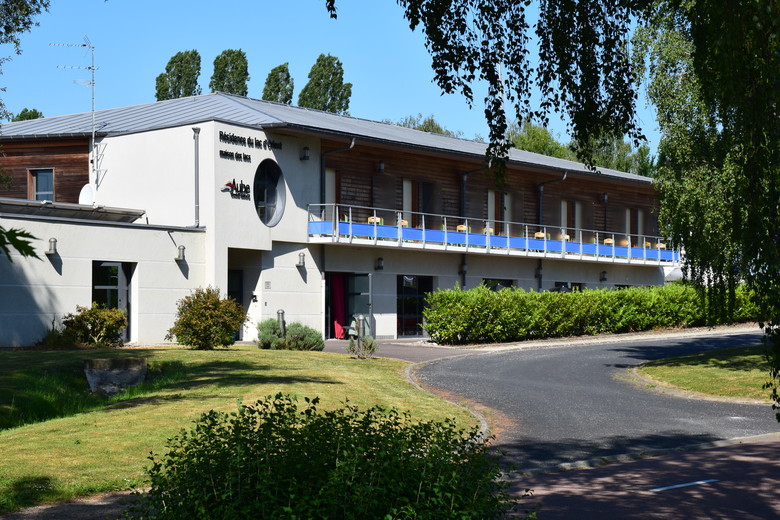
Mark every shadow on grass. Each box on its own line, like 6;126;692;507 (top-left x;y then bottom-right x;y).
0;476;61;513
605;333;765;369
1;356;341;430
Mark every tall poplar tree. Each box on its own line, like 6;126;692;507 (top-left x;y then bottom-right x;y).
297;54;352;114
262;63;295;104
209;49;249;96
155;50;202;101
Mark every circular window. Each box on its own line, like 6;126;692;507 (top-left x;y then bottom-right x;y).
253;159;285;226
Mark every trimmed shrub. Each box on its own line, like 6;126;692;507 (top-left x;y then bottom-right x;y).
124;394;528;520
166;286;246;350
62;303;127;347
346;335;378;359
284;322;325;351
256;318;285;350
424;283;758;345
256;319;324;351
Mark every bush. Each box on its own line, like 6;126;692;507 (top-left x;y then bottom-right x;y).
166;287;245;350
346;335;378;359
284;322;325;351
125;394;528;520
256;318;285;349
255;319;324;351
424;283;759;345
62;303;127;347
34;318;76;349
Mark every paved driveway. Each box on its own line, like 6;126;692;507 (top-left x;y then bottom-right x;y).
413;328;777;469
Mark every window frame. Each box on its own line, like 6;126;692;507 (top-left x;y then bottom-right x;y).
28;168;55;201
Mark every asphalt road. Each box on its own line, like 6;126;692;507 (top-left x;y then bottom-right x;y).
413;329;779;470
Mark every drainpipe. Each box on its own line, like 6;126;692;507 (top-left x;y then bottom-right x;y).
192;127;201;227
536;170;568;231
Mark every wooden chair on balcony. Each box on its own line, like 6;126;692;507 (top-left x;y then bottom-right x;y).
367;216;384;225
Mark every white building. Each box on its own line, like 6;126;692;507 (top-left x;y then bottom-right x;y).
0;93;679;346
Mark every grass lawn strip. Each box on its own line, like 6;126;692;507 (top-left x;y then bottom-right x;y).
0;346;476;513
637;344;771;402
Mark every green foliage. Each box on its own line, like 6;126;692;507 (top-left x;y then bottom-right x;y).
633;3;780;416
424;284;756;345
34;319;75;349
62;303;127;348
507;119;574;160
166;287;245;350
297;53;352;114
346;335;378;359
11;107;43;121
256;318;285;350
125;394;526;520
209;49;249;96
395;113;463;138
255;318;324;351
261;62;294;104
155;50;202;101
0;224;38;260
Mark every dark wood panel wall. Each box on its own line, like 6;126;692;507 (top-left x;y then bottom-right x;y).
0;139;90;203
322;139;660;236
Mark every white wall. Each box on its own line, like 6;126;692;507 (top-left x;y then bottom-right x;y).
0;216;205;347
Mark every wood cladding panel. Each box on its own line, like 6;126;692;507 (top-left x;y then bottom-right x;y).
322;140;660;235
0;139;89;203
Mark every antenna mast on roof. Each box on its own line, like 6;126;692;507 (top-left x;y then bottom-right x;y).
51;36;98;190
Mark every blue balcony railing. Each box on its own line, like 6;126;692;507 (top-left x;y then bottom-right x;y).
307;204;681;265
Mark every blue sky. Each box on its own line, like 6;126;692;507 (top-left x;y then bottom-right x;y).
0;0;659;150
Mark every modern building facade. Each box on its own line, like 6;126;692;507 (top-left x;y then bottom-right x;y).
0;93;679;346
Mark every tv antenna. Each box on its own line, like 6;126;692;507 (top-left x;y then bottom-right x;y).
51;36;100;188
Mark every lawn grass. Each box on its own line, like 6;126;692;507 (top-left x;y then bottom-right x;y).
0;346;476;513
638;344;772;401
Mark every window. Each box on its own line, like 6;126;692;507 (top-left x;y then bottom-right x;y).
561;199;583;241
397;275;433;336
29;169;54;201
402;179;434;228
253;159;285;226
487;190;510;234
626;208;644;238
483;278;514;291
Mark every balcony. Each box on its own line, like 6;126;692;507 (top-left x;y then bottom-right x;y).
307;204;681;266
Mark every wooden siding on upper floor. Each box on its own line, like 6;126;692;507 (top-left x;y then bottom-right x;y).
321;139;660;237
0;139;89;203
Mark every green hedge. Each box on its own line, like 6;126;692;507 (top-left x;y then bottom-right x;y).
423;283;758;345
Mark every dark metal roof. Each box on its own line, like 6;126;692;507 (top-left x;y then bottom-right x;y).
0;197;145;223
0;92;651;184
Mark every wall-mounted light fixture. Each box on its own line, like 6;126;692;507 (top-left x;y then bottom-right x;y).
534;266;543;279
45;238;57;256
175;245;186;262
459;262;468;275
375;257;384;271
296;252;306;268
300;146;310;161
377;160;385;173
600;193;609;204
600;270;608;282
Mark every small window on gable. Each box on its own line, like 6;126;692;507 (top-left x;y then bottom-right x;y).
29;169;54;201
